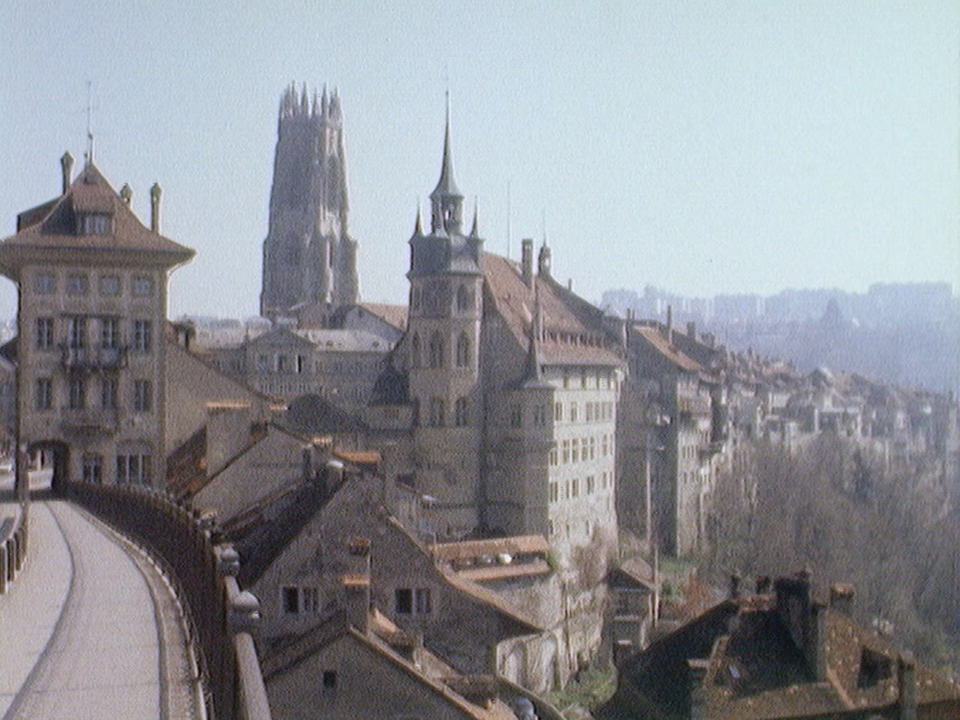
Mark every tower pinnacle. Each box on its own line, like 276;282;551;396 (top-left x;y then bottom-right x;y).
429;100;464;234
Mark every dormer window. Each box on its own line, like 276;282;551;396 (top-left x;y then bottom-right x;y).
79;212;111;235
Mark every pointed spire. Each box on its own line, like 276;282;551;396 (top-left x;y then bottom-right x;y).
430;93;462;200
301;84;310;114
413;201;423;236
321;85;328;118
469;197;479;237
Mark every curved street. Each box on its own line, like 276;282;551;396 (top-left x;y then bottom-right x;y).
0;482;202;720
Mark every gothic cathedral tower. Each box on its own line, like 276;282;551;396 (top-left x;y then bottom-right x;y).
260;84;359;322
406;109;485;538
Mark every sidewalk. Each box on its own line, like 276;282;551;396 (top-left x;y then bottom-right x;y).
0;501;73;717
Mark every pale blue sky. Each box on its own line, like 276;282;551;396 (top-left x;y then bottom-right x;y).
1;1;957;319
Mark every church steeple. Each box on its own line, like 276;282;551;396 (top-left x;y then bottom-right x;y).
429;99;464;235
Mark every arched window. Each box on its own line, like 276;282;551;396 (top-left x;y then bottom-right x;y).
455;397;468;426
428;332;444;368
411;333;421;368
456;332;470;368
456;284;471;313
429;398;445;427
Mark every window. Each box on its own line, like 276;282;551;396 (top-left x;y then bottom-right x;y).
549;482;559;502
35;378;52;410
602;434;609;457
562;439;570;464
66;274;89;295
80;213;111;235
428;332;444;368
35;317;54;350
99;275;121;296
395;588;413;614
132;275;154;296
82;454;103;484
276;355;288;373
549;447;558;466
303;587;321;614
411;333;421;368
510;405;522;427
395;588;432;615
455;397;468;427
116;452;152;484
101;377;118;409
428;398;444;427
133;380;152;412
68;316;87;348
415;588;432;614
456;332;470;367
101;318;120;349
282;587;300;614
296;355;305;373
34;272;55;294
456;284;471;312
570;402;578;422
586;475;596;494
572;478;580;497
533;404;547;426
581;370;588;389
322;670;338;690
256;354;269;371
586;403;593;422
572;438;579;463
133;320;152;352
588;436;596;460
68;377;85;410
554;402;563;422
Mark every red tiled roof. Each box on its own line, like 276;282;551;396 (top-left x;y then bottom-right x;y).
0;163;194;273
480;253;621;367
430;534;550;562
633;325;702;373
358;302;408;331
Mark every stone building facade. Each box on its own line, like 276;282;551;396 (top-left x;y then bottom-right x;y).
0;155;193;488
260;84;359;322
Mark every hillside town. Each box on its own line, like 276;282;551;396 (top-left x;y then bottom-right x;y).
1;84;958;719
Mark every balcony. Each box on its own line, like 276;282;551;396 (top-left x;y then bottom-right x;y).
61;345;128;371
677;395;711;417
61;408;119;434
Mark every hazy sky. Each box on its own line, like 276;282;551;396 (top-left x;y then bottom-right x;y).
2;1;957;320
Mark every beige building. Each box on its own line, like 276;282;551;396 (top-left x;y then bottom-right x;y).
0;155;193;488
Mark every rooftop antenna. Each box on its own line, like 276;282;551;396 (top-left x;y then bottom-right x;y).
84;80;95;164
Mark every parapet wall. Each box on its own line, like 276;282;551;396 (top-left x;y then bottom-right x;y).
68;481;271;720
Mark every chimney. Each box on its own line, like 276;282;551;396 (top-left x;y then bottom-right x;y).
60;152;74;194
687;321;696;341
150;182;162;233
809;601;827;680
687;659;710;720
897;653;917;720
521;238;533;287
205;403;252;477
729;572;742;600
120;183;133;205
829;584;854;616
343;535;371;633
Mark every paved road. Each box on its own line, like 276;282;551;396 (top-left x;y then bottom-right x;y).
0;493;202;719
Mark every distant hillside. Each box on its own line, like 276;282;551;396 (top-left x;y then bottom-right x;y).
602;283;960;395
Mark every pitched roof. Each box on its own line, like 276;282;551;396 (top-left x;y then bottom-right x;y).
480;253;622;368
357;302;408;332
632;325;702;374
0;163;194;275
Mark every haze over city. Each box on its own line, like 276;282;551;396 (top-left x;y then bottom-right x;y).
2;1;958;320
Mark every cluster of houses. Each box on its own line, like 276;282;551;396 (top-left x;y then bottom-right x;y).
2;85;958;719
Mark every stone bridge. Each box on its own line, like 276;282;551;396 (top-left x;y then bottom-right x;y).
0;469;271;720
